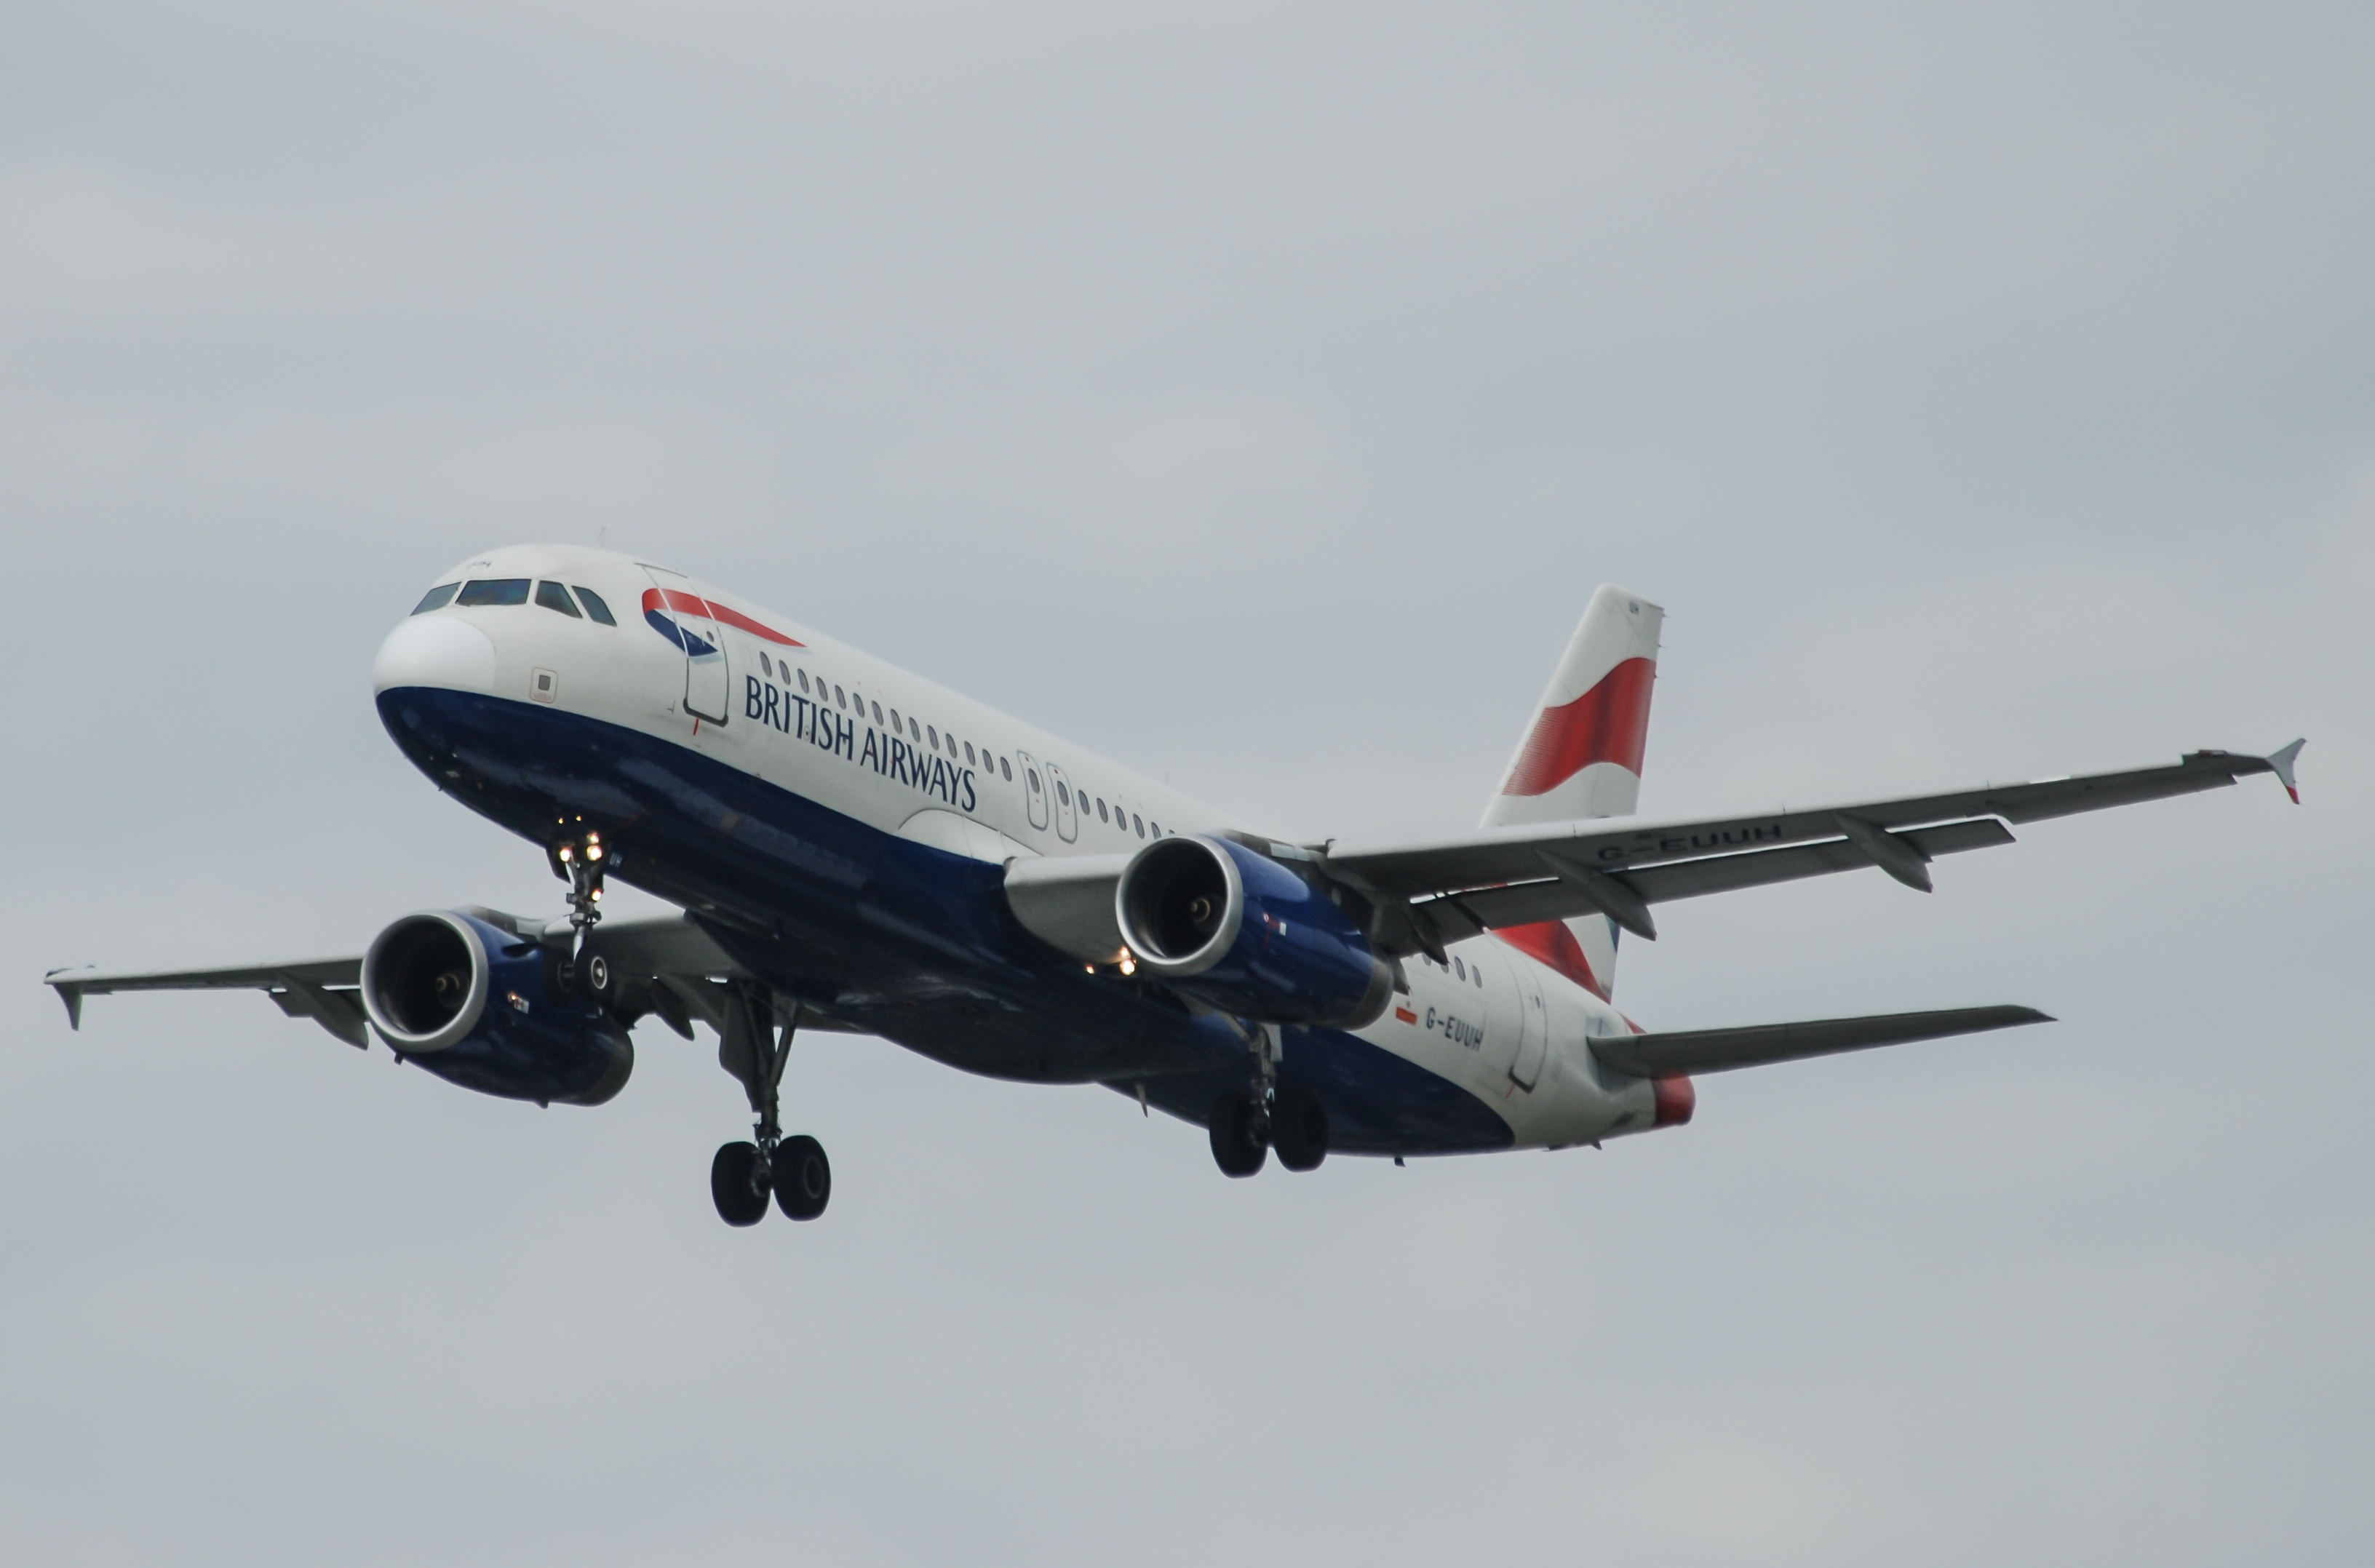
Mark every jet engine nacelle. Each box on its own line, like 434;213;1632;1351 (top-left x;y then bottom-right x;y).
1115;836;1393;1028
361;910;633;1106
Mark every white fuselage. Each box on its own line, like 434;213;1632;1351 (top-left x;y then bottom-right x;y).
375;544;1662;1150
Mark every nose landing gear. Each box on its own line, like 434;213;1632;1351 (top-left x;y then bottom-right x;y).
552;828;608;972
710;985;832;1227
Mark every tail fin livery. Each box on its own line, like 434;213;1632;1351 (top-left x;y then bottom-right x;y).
1484;585;1663;829
1486;586;1663;1001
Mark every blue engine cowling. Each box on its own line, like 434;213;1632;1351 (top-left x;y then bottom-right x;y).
360;910;633;1106
1115;836;1393;1027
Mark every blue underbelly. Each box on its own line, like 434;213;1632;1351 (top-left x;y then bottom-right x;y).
378;687;1513;1154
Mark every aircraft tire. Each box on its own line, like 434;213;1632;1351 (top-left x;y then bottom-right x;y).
1271;1086;1329;1172
773;1134;832;1222
1207;1093;1268;1178
711;1141;770;1226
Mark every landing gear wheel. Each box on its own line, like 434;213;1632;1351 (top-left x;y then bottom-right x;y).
773;1134;832;1221
710;1141;770;1226
1272;1086;1329;1172
1208;1092;1268;1178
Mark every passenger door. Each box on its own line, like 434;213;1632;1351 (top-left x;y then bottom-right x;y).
1042;760;1080;843
1016;752;1051;832
642;567;731;725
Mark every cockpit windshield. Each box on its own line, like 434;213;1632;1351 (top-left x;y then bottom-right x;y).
413;576;616;622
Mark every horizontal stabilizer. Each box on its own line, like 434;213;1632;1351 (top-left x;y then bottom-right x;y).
1591;1004;2052;1078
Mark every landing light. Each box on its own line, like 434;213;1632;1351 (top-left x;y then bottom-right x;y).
557;844;574;864
1119;954;1137;976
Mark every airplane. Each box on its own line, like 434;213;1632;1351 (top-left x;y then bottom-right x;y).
44;546;2306;1227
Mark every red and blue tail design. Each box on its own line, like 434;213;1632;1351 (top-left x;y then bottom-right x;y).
1487;585;1663;1001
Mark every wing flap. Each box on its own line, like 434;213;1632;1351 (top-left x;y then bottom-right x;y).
1591;1004;2052;1077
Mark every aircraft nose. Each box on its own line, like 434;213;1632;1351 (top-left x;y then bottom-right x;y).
373;616;497;695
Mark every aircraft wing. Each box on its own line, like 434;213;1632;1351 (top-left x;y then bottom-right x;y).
47;955;372;1045
40;910;864;1048
1591;1004;2051;1077
1311;742;2302;958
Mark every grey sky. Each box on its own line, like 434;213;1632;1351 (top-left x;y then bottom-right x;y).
2;4;2368;1564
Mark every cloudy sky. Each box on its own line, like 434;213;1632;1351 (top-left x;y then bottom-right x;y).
3;4;2368;1563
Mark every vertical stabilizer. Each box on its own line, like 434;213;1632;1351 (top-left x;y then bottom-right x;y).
1484;586;1663;1001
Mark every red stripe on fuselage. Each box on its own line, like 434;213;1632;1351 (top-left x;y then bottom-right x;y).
641;586;803;647
1493;920;1608;1001
1500;656;1655;797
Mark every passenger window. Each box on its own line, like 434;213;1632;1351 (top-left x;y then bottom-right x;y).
1150;822;1160;837
412;584;459;614
1097;799;1109;823
872;701;884;725
1476;966;1484;987
760;652;774;677
835;685;846;708
1133;813;1144;837
909;717;920;741
573;586;617;625
928;725;938;748
1001;757;1014;781
1026;767;1039;792
535;581;583;618
1454;958;1465;981
456;578;530;607
889;709;901;731
1057;781;1070;807
798;670;811;693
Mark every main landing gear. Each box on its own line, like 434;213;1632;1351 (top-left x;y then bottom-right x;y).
1206;1024;1330;1178
710;983;831;1227
546;824;830;1229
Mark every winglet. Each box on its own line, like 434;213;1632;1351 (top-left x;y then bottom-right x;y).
44;968;86;1030
2266;739;2306;804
